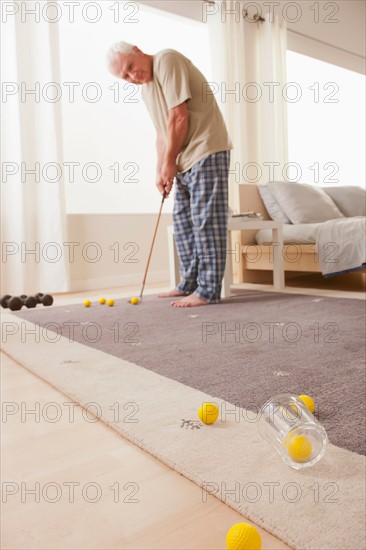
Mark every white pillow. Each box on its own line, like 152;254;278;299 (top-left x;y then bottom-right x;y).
267;181;345;224
323;186;366;217
258;184;291;224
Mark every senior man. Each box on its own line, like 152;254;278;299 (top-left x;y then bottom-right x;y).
107;43;233;307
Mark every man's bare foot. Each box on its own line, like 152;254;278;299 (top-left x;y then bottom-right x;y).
158;289;188;298
171;294;208;307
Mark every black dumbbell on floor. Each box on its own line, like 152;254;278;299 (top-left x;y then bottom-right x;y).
25;293;54;307
0;296;23;311
1;293;54;310
18;294;38;308
21;296;38;308
35;293;54;306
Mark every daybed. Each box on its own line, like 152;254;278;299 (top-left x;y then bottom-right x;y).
233;182;366;285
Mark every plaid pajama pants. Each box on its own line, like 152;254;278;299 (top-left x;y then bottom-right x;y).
173;150;230;303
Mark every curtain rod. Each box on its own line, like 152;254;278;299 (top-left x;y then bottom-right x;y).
204;1;265;22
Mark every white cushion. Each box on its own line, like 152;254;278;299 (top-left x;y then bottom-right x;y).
267;181;345;224
323;186;366;217
258;184;291;223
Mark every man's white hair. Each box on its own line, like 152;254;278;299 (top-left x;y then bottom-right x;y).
106;41;136;70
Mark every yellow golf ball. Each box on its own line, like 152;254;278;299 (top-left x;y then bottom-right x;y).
99;297;106;305
285;433;313;463
107;299;114;307
298;394;315;413
130;297;139;305
83;300;91;307
226;522;262;550
197;402;219;425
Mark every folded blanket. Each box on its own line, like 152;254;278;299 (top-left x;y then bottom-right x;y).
314;216;366;276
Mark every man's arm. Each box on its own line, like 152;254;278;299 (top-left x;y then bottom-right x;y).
159;101;189;196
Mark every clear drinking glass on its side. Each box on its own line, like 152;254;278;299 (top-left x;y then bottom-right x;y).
257;393;328;470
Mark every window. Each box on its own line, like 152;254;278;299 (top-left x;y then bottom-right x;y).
286;50;365;189
59;2;211;213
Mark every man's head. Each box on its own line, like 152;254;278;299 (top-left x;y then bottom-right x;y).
107;41;153;85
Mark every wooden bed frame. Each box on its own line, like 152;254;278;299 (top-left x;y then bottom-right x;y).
233;184;353;285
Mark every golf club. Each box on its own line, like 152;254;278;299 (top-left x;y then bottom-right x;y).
139;193;166;300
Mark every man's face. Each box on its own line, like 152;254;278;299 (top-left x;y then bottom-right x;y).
113;47;152;85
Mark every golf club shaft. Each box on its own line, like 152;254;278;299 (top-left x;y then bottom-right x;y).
140;195;165;299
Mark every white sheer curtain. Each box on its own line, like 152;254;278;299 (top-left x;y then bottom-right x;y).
208;1;289;210
1;4;69;295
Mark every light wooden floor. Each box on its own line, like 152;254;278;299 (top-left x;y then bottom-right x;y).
1;281;363;549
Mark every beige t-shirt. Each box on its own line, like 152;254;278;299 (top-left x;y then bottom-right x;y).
141;49;233;173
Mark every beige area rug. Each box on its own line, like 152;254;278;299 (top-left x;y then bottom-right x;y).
1;310;365;550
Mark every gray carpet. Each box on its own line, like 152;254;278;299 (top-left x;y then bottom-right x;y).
14;290;366;455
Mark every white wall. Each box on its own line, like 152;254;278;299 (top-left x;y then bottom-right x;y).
67;213;173;291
